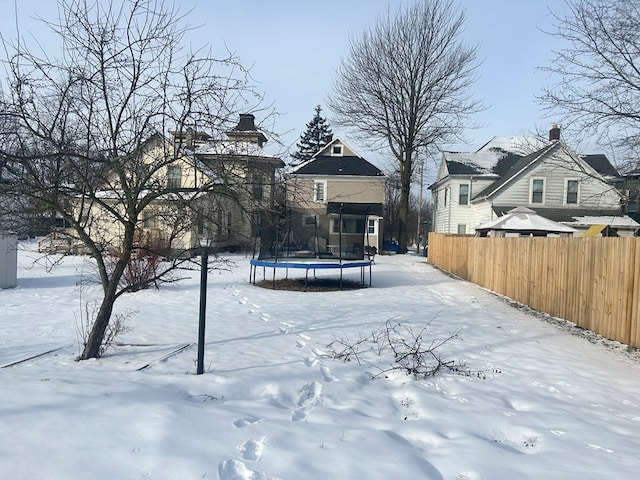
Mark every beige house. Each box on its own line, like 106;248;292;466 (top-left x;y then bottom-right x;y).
285;137;386;259
63;114;283;256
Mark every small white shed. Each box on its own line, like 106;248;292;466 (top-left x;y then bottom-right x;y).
0;233;18;289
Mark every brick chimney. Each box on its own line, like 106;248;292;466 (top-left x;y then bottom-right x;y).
227;113;267;146
233;113;258;132
549;124;560;142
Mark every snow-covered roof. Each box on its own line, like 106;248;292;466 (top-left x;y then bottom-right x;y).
196;140;269;157
564;215;640;229
477;136;546;156
475;206;577;233
443;151;506;175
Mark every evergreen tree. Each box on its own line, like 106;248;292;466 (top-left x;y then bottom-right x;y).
291;105;333;163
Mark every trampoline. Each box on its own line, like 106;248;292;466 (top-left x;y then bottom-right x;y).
249;200;379;290
249;258;372;290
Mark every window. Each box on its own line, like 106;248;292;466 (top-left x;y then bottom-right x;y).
367;219;376;234
332;145;343;156
314;180;326;202
303;215;317;227
227;211;232;234
531;178;545;204
566;179;578;204
216;210;223;235
252;175;263;200
332;218;365;234
457;224;467;234
167;166;182;189
444;187;449;206
143;210;155;228
459;184;469;205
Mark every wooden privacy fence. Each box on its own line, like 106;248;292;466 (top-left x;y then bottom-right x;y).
427;233;640;348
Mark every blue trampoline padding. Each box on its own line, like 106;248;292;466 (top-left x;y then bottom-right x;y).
250;259;371;269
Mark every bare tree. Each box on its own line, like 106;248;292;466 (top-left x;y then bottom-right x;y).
540;0;640;171
0;0;265;359
328;0;482;253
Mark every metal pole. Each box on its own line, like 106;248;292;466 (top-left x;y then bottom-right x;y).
196;246;208;375
416;157;424;254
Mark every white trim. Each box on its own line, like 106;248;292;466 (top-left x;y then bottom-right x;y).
313;180;327;203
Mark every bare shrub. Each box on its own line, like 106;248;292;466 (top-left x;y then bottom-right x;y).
328;319;474;379
106;247;161;292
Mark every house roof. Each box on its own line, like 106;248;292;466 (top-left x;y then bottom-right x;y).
442;151;516;176
432;134;619;197
434;136;545;186
565;215;640;229
293;155;384;176
472;142;561;200
196;140;268;157
476;136;547;155
472;142;620;202
582;224;619;237
581;154;620;179
291;137;384;177
475;206;577;234
491;205;637;228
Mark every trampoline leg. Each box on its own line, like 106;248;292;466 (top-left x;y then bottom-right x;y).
272;267;276;289
340;269;343;290
369;264;372;286
305;269;309;291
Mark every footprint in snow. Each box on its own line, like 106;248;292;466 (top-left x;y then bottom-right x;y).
278;322;292;334
296;339;306;348
320;365;338;382
238;437;266;461
218;459;276;480
260;313;271;322
291;381;322;422
312;347;329;358
239;297;248;305
233;417;262;428
304;356;318;367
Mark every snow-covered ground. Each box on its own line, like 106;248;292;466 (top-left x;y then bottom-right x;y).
2;242;640;479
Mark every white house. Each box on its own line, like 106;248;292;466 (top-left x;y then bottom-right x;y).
429;126;639;236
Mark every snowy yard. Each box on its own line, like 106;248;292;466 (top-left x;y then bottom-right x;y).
2;242;640;479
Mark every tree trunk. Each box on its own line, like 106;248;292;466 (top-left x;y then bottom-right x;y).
80;282;119;359
397;155;413;254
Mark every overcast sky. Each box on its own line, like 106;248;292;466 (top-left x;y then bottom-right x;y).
0;0;563;174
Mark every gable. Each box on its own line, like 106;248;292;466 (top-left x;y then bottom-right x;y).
313;136;359;158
